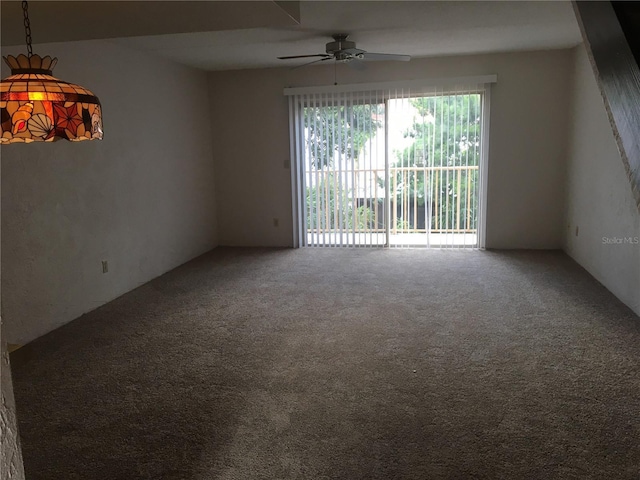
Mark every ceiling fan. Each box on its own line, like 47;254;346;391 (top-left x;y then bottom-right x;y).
277;34;411;68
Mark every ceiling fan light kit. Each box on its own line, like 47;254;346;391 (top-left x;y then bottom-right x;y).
277;34;411;68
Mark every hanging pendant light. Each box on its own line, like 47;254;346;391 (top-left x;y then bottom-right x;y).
0;1;103;144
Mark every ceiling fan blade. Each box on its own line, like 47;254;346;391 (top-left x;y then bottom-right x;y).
361;52;411;62
347;59;367;71
291;57;333;70
278;54;331;60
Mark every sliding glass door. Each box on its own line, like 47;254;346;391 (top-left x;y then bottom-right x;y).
287;79;492;249
386;93;482;247
303;95;386;247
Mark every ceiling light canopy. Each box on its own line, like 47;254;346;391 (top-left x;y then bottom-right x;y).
0;1;103;144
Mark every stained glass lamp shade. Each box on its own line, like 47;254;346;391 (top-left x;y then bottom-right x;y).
0;54;103;144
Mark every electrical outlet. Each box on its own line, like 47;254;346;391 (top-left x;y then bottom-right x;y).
273;218;279;227
102;260;109;273
575;226;579;237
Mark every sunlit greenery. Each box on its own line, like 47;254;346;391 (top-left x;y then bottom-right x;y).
302;94;482;233
389;94;481;231
304;104;382;169
306;173;376;231
304;104;381;230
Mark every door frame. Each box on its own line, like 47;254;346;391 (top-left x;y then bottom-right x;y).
286;75;496;249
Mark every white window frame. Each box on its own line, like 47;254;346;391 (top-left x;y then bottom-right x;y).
285;75;496;249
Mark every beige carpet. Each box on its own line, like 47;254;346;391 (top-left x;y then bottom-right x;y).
11;247;640;479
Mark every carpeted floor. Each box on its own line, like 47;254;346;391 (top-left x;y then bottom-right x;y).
10;247;640;479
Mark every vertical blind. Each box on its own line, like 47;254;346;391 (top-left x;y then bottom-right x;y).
286;76;495;249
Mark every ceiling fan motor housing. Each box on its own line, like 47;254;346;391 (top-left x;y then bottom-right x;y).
326;34;356;55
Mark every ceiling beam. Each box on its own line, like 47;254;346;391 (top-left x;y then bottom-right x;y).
1;1;301;46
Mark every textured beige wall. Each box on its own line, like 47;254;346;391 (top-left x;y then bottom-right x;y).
564;45;640;315
1;39;218;344
1;339;25;480
1;155;25;478
208;49;572;249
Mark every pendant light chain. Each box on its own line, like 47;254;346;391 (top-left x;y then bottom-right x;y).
22;0;33;57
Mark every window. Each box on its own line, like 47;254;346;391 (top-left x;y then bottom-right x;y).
286;76;495;249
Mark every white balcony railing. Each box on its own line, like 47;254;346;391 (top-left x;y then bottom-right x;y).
305;165;479;242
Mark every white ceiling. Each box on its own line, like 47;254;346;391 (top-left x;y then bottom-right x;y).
0;1;300;44
2;1;583;72
111;1;582;71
